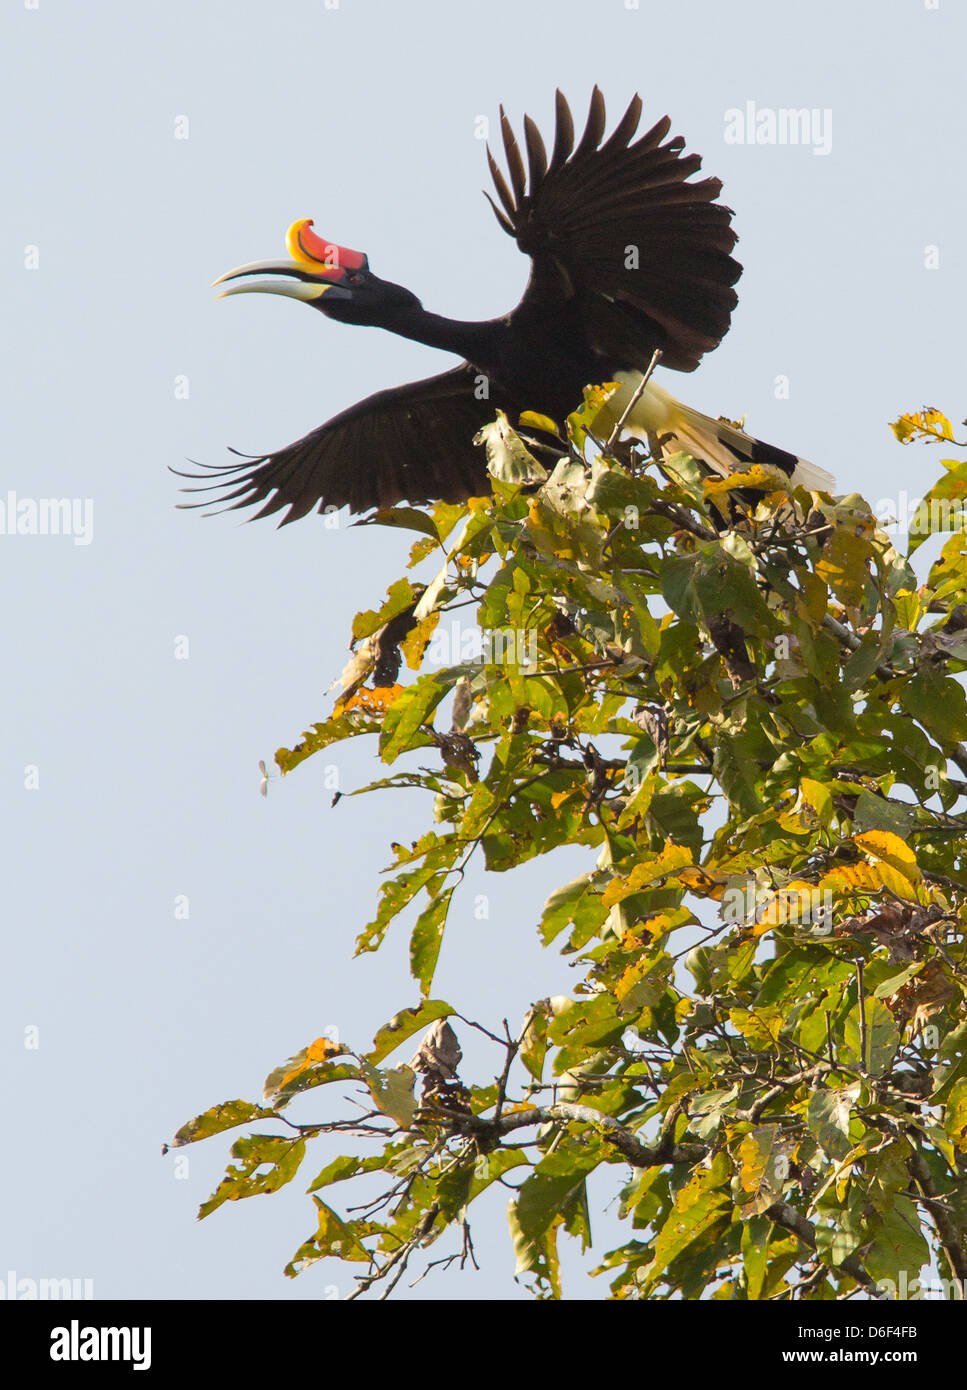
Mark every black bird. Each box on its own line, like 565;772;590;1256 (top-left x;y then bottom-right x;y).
179;89;831;524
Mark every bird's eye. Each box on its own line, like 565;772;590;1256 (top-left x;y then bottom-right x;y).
349;274;364;285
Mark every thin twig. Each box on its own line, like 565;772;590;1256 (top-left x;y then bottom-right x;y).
856;960;868;1074
494;1010;535;1126
604;349;663;453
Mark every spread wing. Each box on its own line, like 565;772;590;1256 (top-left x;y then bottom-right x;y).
487;87;742;373
174;364;497;523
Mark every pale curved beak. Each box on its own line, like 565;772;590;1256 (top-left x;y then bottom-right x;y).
213;259;353;302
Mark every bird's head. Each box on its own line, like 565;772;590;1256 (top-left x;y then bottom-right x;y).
213;218;422;325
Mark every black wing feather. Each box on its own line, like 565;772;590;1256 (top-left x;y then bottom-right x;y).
574;86;607;159
174;365;496;524
485;87;742;373
548;89;575;173
523;114;548;185
499;107;527;206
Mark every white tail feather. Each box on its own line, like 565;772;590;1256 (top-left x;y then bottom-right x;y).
787;457;837;492
595;370;836;493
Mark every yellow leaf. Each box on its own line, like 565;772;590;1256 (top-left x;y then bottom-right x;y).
820;862;885;896
703;466;789;496
615;953;668;1006
893;588;926;631
336;684;404;717
729;1007;784;1049
799;778;833;827
890;408;957;446
815;530;872;613
753;881;824;934
400;613;439;670
518;411;560;435
279;1037;345;1088
601;844;694;907
854;830;922;885
676;866;730;899
944;1078;967;1153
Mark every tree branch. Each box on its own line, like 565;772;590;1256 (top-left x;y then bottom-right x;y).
428;1099;705;1166
907;1143;967;1286
764;1203;883;1298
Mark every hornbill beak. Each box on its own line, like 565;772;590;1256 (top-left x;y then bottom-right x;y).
213;219;367;302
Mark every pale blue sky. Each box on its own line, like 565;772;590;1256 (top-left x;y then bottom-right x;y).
3;0;965;1301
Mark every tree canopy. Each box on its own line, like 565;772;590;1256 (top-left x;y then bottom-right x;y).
171;392;967;1301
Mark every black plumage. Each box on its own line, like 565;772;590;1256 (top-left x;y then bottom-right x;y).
178;88;753;524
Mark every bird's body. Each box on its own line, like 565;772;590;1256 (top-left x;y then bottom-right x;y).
179;89;832;523
335;297;608;420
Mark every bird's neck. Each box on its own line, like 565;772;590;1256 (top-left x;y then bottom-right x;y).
377;306;507;360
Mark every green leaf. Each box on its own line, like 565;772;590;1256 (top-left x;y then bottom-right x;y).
861;1197;929;1287
511;1145;602;1257
806;1084;861;1160
286;1197;372;1271
169;1099;280;1149
276;708;383;775
354;507;441;540
538;874;599;944
729;1006;785;1050
509;1204;563;1300
366;1000;456;1064
361;1062;417;1129
741;1214;773;1300
199;1135;307;1219
475;411;548;485
852;787;916;836
905;454;967;555
380;667;474;763
520;1007;550;1083
736;1127;789;1218
351;577;421;642
641;1154;732;1295
357;859;451;955
841;998;900;1076
873;962;924;1000
903;667;967;746
306;1155;363;1193
409;888;455;995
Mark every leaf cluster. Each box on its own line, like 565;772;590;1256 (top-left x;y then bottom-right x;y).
174;401;967;1300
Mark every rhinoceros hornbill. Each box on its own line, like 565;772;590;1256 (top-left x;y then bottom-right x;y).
178;88;832;523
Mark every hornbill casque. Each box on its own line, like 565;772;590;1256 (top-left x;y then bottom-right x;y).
178;88;833;523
